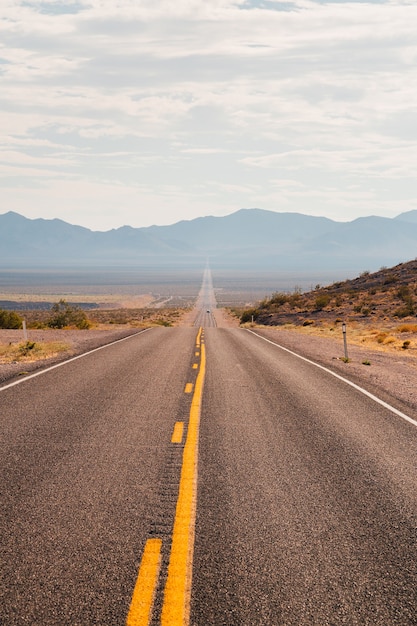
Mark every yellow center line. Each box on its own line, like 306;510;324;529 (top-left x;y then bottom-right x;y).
126;327;205;626
161;339;206;625
171;421;184;444
126;538;162;626
196;327;202;348
195;351;200;357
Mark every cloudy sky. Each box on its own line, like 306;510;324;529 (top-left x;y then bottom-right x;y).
1;0;416;230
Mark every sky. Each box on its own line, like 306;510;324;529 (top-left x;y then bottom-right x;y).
1;0;416;231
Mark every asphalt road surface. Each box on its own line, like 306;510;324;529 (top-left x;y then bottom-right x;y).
192;266;217;328
193;328;417;625
1;278;416;625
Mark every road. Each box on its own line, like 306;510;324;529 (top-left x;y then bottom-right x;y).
192;266;217;328
1;271;416;625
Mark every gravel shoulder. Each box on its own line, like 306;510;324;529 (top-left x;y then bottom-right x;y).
253;325;417;415
2;322;417;419
0;327;141;385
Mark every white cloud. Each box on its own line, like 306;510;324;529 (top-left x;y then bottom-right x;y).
1;0;417;228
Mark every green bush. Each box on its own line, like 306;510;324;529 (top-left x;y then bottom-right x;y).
258;298;270;310
154;319;172;327
288;292;302;308
314;294;331;310
47;300;91;329
0;308;23;329
383;274;397;285
394;303;414;318
19;341;37;356
240;308;259;324
269;292;289;306
397;285;410;301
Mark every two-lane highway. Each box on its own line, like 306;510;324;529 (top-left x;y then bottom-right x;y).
1;269;416;625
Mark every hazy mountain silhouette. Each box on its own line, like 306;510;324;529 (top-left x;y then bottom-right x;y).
1;208;416;271
393;209;417;224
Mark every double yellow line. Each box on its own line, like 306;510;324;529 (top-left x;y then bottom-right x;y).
127;328;206;626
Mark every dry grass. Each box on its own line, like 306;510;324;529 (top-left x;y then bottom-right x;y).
87;307;188;327
397;323;417;333
0;305;192;367
15;305;190;329
0;340;71;363
261;320;417;356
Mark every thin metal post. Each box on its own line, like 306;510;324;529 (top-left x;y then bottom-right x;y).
342;322;348;360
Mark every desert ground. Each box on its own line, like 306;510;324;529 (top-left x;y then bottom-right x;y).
1;263;417;412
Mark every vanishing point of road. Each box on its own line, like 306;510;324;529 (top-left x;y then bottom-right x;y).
1;268;416;625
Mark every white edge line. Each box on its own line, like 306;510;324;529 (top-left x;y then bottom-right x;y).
246;328;417;429
0;328;152;393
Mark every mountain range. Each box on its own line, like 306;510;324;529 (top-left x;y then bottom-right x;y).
1;208;417;272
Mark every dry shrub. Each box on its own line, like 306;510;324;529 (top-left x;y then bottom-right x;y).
376;332;388;344
0;341;70;363
397;324;417;333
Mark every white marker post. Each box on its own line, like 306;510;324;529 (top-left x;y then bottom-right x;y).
22;319;28;342
342;322;348;361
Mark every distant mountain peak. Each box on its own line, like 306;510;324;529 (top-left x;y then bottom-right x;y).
394;209;417;224
1;209;417;272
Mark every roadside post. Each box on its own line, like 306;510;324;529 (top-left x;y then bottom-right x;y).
342;322;348;361
23;319;28;342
